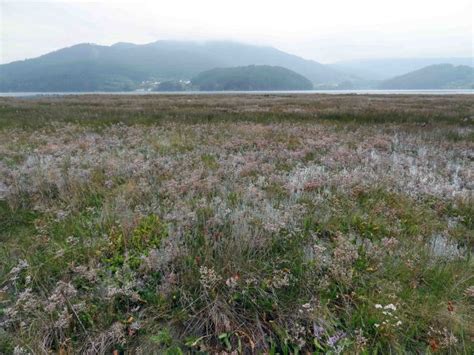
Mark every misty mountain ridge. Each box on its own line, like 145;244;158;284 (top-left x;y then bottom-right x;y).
0;40;351;92
330;57;473;80
378;64;474;90
0;40;472;92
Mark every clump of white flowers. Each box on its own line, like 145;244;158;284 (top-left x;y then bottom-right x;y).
8;259;29;282
199;266;222;290
374;303;402;330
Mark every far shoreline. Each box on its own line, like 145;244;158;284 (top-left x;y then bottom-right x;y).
1;89;474;98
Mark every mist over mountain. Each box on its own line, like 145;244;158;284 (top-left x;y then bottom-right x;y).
378;64;474;89
0;41;350;92
330;57;473;81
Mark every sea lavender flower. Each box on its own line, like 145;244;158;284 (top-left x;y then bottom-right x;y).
327;331;346;348
313;323;325;340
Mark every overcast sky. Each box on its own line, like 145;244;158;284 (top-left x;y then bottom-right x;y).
1;0;472;64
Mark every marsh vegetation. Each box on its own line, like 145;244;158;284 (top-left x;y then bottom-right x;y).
0;94;472;353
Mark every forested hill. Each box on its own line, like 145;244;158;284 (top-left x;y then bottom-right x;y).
191;65;313;91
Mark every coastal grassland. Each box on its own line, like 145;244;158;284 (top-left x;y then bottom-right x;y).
0;94;473;354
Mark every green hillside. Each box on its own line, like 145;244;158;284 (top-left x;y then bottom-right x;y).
192;65;313;91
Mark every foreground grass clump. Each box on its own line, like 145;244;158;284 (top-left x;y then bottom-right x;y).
0;94;473;353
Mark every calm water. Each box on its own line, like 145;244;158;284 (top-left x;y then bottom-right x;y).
0;89;473;98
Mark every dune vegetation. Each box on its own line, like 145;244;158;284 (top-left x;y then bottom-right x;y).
0;94;473;354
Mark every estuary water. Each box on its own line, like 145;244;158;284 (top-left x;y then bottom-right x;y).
0;89;473;98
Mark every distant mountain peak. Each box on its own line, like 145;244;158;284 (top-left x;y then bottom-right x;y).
330;57;474;80
378;63;474;89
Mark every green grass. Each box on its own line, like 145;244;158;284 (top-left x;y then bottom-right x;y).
1;94;473;131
